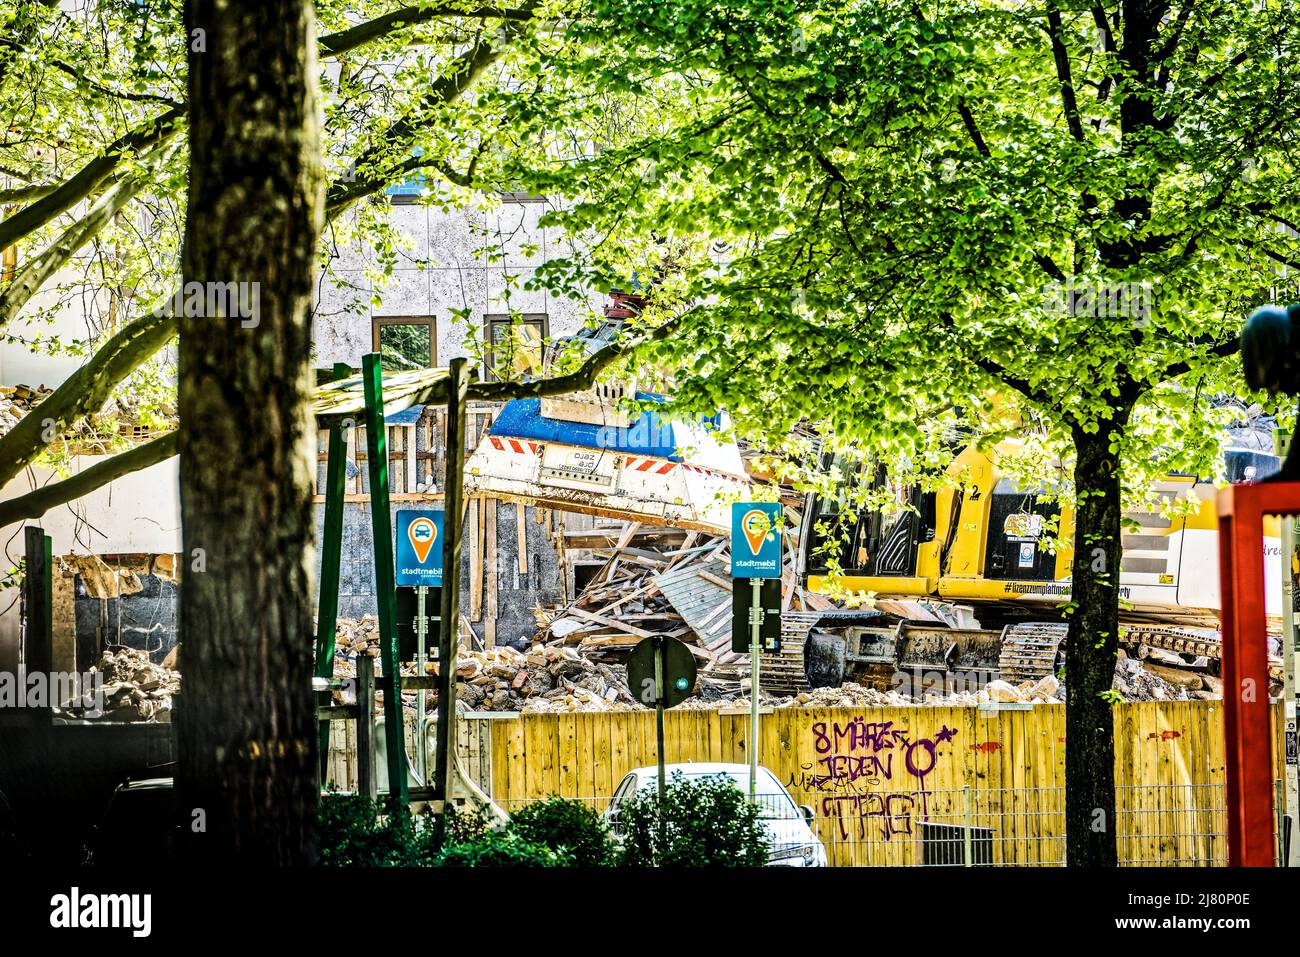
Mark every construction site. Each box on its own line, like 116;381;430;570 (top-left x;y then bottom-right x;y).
3;298;1295;869
6;10;1300;930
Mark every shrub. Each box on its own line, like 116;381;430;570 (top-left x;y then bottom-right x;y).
433;830;568;867
317;794;417;867
317;794;492;866
507;797;615;867
616;773;770;867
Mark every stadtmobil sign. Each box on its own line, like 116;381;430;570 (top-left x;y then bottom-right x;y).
731;502;782;579
395;509;444;586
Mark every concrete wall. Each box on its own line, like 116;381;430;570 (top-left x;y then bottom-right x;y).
314;196;605;370
1;195;602;665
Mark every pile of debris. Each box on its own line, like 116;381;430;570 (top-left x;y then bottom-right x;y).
326;617;643;714
538;524;725;663
59;646;181;722
1111;653;1206;701
0;383;52;437
540;514;830;692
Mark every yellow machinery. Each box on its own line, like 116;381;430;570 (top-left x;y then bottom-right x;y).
799;437;1283;688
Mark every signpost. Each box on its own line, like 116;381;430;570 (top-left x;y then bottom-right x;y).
626;634;697;800
396;509;445;783
1279;429;1299;866
731;502;782;803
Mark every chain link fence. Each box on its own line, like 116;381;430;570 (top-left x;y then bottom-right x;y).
493;780;1284;867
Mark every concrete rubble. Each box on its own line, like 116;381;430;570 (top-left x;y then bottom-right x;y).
58;646;182;722
327;613;1212;713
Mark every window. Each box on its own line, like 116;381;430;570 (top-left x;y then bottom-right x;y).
372;317;436;372
484;314;547;382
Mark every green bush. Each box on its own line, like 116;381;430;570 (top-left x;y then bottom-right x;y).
317;794;491;866
615;773;770;867
433;830;568;867
317;794;418;867
507;797;615;867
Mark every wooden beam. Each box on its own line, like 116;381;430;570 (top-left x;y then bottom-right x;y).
516;502;528;575
485;497;498;647
469;499;482;621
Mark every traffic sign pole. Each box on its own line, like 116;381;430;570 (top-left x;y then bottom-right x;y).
654;636;666;802
749;577;761;804
731;501;782;808
1283;517;1299;865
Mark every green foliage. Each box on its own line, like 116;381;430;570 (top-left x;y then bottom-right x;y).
316;793;491;866
507;797;617;867
316;794;423;867
433;830;569;868
615;773;770;867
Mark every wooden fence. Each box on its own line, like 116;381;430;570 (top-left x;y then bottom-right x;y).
329;701;1285;866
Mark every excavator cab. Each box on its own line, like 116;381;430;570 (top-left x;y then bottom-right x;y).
803;456;937;582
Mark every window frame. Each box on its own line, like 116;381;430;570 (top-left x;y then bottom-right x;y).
371;316;437;372
483;312;548;383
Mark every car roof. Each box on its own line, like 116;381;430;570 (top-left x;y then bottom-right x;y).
624;763;778;779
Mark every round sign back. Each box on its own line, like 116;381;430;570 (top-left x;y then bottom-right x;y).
626;635;698;709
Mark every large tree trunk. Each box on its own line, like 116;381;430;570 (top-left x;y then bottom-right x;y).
1064;420;1127;866
176;0;325;864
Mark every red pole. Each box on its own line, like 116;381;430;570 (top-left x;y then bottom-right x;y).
1217;483;1293;866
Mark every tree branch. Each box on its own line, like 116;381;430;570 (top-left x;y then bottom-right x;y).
325;28;520;215
465;308;693;402
1147;336;1241;384
0;432;177;528
0;308;177;487
1045;4;1088;143
319;4;537;57
0;105;184;252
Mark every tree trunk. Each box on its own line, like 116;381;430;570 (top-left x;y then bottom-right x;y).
1064;419;1127;867
176;0;324;864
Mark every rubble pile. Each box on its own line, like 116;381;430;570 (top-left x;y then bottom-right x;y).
538;526;724;664
59;646;181;722
326;617;643;714
1112;655;1195;702
0;383;52;437
455;645;640;713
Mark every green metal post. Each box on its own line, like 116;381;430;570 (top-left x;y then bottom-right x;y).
433;358;469;805
315;362;351;781
362;352;408;807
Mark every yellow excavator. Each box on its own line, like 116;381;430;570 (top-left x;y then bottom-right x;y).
795;431;1283;691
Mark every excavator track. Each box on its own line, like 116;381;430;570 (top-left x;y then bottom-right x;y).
998;622;1068;683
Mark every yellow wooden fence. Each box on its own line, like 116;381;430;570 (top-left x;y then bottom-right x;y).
325;701;1283;865
481;701;1284;867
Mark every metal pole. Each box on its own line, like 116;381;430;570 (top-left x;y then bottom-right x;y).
963;784;973;866
416;584;427;783
655;637;666;802
1283;515;1299;866
750;577;761;805
361;353;408;807
315;362;351;782
433;358;469;805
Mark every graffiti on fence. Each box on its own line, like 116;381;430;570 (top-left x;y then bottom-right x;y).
786;717;959;841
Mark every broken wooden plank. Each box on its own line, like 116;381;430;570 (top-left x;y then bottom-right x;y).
517;503;529;575
485;497;498;647
568;607;656;639
469;498;482;621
